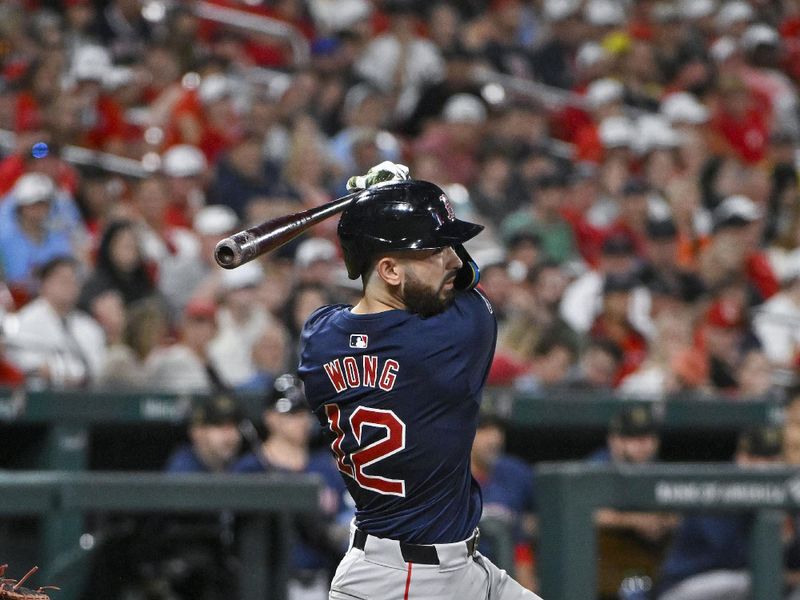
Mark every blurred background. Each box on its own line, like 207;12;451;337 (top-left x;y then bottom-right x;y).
2;0;800;598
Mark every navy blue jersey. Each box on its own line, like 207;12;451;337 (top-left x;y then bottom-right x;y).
298;289;497;544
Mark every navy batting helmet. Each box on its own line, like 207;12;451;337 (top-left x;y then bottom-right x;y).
338;180;484;279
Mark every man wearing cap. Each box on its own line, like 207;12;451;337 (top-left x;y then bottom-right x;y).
0;173;77;293
655;426;784;600
158;204;239;318
560;232;652;337
233;374;351;600
588;406;676;599
165;394;244;473
161;144;209;229
639;216;706;313
699;195;779;301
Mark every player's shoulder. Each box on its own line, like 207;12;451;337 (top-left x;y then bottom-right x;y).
454;288;495;316
302;303;351;332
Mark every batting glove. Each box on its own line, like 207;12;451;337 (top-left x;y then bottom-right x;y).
346;161;410;191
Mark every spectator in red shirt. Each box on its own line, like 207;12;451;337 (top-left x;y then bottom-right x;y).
699;195;779;302
590;271;649;385
710;74;770;165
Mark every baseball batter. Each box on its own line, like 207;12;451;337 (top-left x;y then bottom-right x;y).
298;171;542;599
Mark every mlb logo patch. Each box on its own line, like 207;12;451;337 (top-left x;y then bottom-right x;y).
350;334;368;349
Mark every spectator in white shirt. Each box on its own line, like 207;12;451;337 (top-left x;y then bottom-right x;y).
753;264;800;368
4;256;106;388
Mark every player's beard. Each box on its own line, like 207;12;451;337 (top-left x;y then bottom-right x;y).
403;269;457;318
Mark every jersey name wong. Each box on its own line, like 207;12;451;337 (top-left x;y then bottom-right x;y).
323;356;399;393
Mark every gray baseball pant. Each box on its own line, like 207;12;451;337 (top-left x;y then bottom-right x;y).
329;524;542;599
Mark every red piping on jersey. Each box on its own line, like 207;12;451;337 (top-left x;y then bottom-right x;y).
404;562;413;599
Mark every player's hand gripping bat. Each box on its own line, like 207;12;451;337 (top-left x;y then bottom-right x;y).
214;162;410;269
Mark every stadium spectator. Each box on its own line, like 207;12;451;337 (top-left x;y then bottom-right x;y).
99;296;169;390
568;337;623;391
588;405;677;599
699;195;779;301
158;204;237;318
753;262;800;369
589;271;649;384
560;232;650;336
165;393;243;473
160;144;209;229
208;261;272;387
471;411;538;593
144;298;223;393
0;173;81;297
206;131;289;219
353;0;445;121
236;320;291;393
79;219;157;310
501;171;581;266
4;256;106;388
131;175;199;274
233;374;349;600
655;425;784;600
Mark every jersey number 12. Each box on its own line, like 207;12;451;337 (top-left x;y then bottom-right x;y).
325;404;406;497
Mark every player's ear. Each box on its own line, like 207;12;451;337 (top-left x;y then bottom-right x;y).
375;256;402;287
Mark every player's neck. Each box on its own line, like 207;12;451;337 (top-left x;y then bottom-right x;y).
352;293;405;314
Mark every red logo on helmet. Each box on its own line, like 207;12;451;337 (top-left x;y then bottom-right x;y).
440;194;455;221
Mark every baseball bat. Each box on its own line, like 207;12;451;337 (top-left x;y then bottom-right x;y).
214;191;359;269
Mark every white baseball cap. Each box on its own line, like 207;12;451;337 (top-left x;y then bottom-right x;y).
576;42;608;70
635;115;681;155
584;0;625;26
710;36;738;62
713;195;762;230
681;0;716;19
219;259;264;290
585;78;624;109
543;0;581;21
740;24;780;51
162;144;207;178
13;173;56;206
715;1;754;30
660;92;710;124
598;116;636;149
198;73;232;104
295;237;338;269
442;93;487;124
193;205;238;236
71;45;112;82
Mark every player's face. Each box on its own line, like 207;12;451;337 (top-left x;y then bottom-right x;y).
401;247;462;318
192;423;241;472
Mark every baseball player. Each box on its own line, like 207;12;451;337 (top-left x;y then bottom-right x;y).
298;164;542;599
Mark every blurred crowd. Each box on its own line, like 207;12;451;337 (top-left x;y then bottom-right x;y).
5;1;800;596
2;0;800;401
